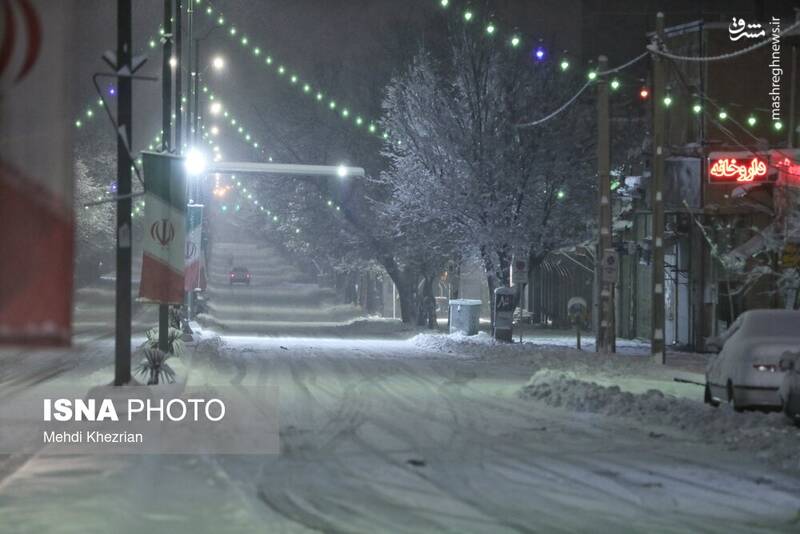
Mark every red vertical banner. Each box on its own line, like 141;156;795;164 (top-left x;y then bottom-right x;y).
0;0;76;346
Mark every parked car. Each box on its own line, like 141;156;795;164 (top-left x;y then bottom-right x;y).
228;266;251;286
779;351;800;426
704;309;800;412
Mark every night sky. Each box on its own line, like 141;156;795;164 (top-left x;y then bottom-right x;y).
72;0;796;166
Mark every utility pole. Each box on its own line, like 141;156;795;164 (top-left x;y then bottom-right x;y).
186;0;194;147
193;38;201;144
788;11;798;149
651;12;667;363
114;0;133;385
596;55;615;354
174;0;182;153
159;0;173;352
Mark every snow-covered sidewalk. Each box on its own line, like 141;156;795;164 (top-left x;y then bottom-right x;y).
411;331;800;473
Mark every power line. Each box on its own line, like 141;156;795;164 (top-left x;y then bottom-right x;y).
648;20;800;63
517;51;649;128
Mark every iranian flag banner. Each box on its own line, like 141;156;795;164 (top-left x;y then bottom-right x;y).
139;153;186;304
185;204;203;291
0;0;77;346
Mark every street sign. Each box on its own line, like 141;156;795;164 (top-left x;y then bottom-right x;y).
781;243;800;269
601;249;619;284
510;256;528;286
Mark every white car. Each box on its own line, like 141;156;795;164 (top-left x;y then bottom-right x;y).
779;351;800;426
705;309;800;412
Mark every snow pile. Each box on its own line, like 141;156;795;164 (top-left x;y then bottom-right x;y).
410;331;495;353
195;335;226;355
520;370;800;472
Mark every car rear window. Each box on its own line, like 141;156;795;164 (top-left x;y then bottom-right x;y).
232;267;248;273
742;311;800;337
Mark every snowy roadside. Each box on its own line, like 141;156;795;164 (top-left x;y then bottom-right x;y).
411;332;800;473
520;370;800;473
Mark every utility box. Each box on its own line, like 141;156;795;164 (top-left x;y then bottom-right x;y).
493;287;516;342
449;299;481;336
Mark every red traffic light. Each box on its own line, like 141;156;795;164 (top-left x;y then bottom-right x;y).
639;87;650;100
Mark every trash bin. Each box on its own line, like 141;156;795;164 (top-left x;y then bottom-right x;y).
449;299;482;335
493;287;516;342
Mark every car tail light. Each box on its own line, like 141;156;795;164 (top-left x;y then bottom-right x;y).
230;273;234;278
753;364;778;372
246;273;250;278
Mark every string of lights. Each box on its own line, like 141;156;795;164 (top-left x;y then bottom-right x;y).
437;1;790;130
200;0;391;144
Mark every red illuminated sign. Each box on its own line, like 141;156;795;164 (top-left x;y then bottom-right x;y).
775;157;800;186
708;157;768;183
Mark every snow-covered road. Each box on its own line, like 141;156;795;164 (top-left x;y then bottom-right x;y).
2;332;800;533
3;239;799;532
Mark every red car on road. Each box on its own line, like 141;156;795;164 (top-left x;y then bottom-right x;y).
229;266;251;286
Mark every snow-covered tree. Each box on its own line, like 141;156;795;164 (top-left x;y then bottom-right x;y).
688;181;800;313
379;31;597;297
74;157;115;284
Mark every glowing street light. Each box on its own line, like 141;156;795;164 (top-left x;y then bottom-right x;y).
185;148;208;176
169;56;177;69
210;126;219;136
212;56;225;70
209;101;222;115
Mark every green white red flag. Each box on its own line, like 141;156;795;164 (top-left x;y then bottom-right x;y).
185;204;203;291
139;153;186;304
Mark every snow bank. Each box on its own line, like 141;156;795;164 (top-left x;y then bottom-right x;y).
520;370;800;472
410;331;495;352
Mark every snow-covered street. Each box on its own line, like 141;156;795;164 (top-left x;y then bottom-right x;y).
2;235;800;533
2;327;800;533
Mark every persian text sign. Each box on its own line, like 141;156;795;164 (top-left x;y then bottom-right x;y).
708;156;768;183
139;152;186;304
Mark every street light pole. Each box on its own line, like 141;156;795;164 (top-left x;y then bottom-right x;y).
174;0;182;153
159;0;173;353
193;37;201;144
114;0;133;386
186;0;194;149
